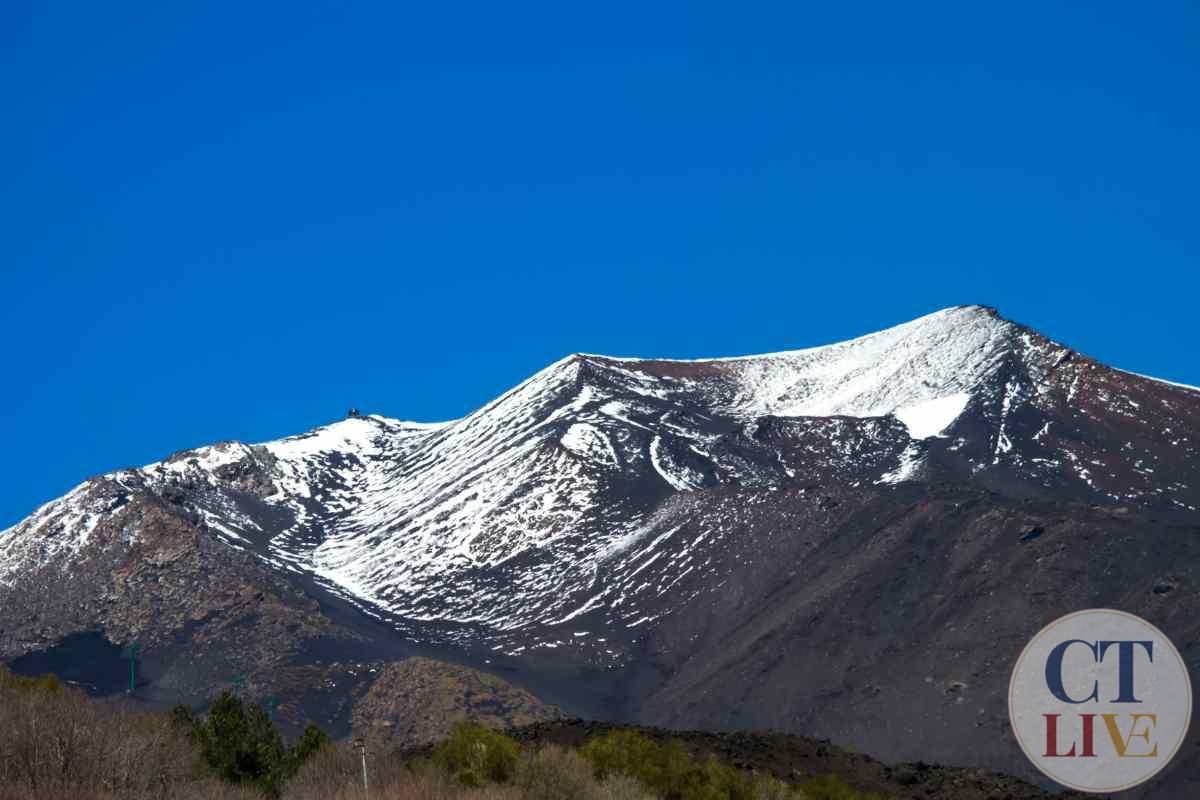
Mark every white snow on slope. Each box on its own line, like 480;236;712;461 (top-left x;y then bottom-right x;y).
273;309;1020;624
0;307;1009;616
1115;368;1200;395
561;423;619;466
877;443;924;484
0;482;108;586
893;393;972;439
11;305;1194;634
142;441;253;475
649;436;703;491
585;306;1013;426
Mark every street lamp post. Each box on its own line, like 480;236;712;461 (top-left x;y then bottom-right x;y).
353;737;369;799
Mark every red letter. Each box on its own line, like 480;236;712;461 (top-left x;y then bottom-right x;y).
1044;714;1077;757
1080;714;1097;757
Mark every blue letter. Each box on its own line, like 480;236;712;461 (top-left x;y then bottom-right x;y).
1046;640;1099;703
1098;641;1153;703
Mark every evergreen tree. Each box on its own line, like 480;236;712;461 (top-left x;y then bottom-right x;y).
289;722;329;770
168;703;196;732
196;690;287;796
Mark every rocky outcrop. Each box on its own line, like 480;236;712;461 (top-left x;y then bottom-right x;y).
351;657;562;747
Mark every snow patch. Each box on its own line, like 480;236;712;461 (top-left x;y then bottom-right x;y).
649;437;704;491
877;443;923;484
561;423;618;466
892;393;971;439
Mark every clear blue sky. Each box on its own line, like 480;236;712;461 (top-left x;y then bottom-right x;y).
2;2;1198;528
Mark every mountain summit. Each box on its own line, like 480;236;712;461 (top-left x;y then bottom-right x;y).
2;306;1197;794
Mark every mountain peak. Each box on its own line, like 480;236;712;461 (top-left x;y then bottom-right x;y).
949;302;1000;317
562;305;1032;427
3;305;1198;794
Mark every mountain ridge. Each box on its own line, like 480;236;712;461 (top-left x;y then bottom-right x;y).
4;303;1193;530
5;303;1198;631
2;305;1197;796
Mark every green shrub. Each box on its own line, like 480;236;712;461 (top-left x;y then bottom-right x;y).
580;729;801;800
431;721;521;786
169;703;197;731
581;729;670;790
0;666;62;693
194;691;287;795
182;691;328;797
288;723;330;773
515;745;604;800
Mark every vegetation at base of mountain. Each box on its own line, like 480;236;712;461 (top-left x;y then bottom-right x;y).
169;691;329;796
2;665;1064;799
0;667;882;800
505;719;1078;800
0;665;256;799
579;728;883;800
290;724;880;800
432;721;523;786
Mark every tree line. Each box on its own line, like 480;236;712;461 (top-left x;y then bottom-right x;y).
0;665;882;799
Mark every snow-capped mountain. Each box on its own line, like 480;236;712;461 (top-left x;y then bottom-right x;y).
2;305;1198;794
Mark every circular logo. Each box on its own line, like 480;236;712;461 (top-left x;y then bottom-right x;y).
1009;609;1192;793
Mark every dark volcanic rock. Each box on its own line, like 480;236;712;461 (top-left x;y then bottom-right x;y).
351;656;562;747
2;305;1198;795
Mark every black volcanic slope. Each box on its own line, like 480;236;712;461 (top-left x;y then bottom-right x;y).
1;305;1197;796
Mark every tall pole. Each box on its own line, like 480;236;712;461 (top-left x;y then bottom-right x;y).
126;642;140;694
354;738;368;799
361;745;369;798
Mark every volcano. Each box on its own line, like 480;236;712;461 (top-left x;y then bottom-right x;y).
2;305;1197;795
